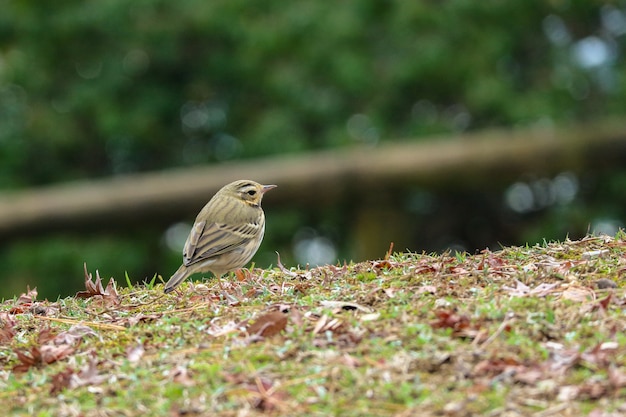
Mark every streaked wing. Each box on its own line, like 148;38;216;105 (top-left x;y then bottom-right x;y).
182;220;206;265
183;220;262;266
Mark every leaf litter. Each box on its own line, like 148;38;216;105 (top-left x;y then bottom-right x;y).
1;235;626;416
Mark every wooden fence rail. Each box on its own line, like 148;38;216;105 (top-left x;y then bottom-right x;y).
1;121;625;238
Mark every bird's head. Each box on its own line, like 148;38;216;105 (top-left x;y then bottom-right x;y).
223;180;276;207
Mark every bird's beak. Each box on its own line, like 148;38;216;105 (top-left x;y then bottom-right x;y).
261;184;277;194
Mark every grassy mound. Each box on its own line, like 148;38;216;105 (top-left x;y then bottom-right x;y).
2;235;625;416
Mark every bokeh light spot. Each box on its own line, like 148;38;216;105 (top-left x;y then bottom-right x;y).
164;222;191;252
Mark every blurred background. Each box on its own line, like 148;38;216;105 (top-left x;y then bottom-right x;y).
1;0;626;299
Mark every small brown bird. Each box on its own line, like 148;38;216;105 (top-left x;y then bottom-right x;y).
164;180;276;294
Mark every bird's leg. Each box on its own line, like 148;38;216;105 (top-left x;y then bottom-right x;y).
216;273;225;291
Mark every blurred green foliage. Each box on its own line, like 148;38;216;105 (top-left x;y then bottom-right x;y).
1;0;625;298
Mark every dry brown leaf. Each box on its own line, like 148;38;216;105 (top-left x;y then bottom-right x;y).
207;320;240;337
416;285;437;295
372;259;393;269
289;306;303;327
234;269;249;282
561;286;596;303
246;312;287;337
473;356;523;377
17;286;38;305
72;355;107;387
0;313;16;344
248;377;289;412
582;249;609;260
37;327;58;344
171;366;195;386
123;313;162;327
12;343;75;373
12;347;42;372
581;342;618;368
596;293;613;310
513;367;545;385
222;373;289;411
360;312;380;322
608;366;626;388
9;287;39;314
327;263;348;279
76;263;120;306
340;353;361;368
126;344;145;363
53;324;99;345
276;252;312;280
50;367;75;395
311;314;343;335
503;280;558;297
12;323;98;373
431;310;471;332
40;344;76;364
448;265;469;275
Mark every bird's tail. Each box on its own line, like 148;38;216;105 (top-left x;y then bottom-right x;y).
164;265;190;294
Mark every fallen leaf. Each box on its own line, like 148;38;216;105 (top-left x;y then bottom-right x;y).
431;310;471;332
372;259;393;269
246;312;287;337
537;257;584;275
53;324;99;345
39;344;76;364
72;354;107;387
561;286;595;303
170;366;195;386
37;327;58;344
50;367;75;395
557;385;579;401
608;365;626;388
581;342;618;368
503;280;558;297
12;343;75;373
17;286;38;305
360;312;380;322
312;314;343;335
207;320;240;337
384;241;394;260
235;269;249;281
327;263;348;279
289;306;304;327
76;263;120;306
29;302;60;316
12;347;42;373
578;379;607;399
276;252;312;280
248;377;288;412
513;367;545;385
416;285;437;295
222;373;289;411
582;249;609;260
340;353;361;368
448;265;469;275
596;293;612;310
126;344;145;363
123;313;162;327
0;313;16;344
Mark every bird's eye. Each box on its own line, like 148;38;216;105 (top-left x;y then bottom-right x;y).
247;190;257;196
